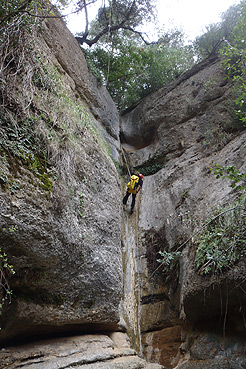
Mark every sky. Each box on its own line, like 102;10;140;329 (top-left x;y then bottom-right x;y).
156;0;241;41
65;0;241;41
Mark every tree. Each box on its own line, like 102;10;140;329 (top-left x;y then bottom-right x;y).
0;0;156;47
83;29;195;109
75;0;156;47
194;2;243;60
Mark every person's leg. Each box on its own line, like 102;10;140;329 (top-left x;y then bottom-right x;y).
123;191;130;205
130;194;136;212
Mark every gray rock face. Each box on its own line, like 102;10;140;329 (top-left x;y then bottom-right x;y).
0;142;122;338
1;12;246;369
0;17;122;343
42;18;120;161
121;56;246;368
121;56;234;167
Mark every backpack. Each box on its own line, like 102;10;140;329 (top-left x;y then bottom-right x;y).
127;175;139;194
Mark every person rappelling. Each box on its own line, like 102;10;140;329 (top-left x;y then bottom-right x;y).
123;173;143;214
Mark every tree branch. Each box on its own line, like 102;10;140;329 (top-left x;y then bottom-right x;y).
76;21;127;46
75;0;152;46
120;25;156;45
0;0;33;26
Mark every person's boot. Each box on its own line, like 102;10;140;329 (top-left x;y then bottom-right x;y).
130;207;134;214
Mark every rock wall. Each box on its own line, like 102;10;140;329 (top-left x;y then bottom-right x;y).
121;56;246;368
0;15;165;369
0;17;122;343
0;13;246;369
42;17;120;161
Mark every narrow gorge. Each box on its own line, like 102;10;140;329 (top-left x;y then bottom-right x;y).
0;14;245;369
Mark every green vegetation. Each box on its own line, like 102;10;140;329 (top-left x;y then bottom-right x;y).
0;1;56;192
69;1;194;109
212;164;246;191
0;229;16;316
78;192;86;220
194;1;246;130
194;199;246;275
74;0;156;47
0;112;54;193
157;164;246;280
0;13;100;192
157;250;181;281
3;0;245;115
194;164;245;276
81;0;246;111
194;3;243;59
83;30;195;109
0;250;14;314
157;202;246;280
137;162;164;176
0;114;38;158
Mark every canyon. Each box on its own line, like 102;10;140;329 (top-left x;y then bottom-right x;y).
0;15;245;369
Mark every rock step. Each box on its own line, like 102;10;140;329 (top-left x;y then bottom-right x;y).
0;333;164;369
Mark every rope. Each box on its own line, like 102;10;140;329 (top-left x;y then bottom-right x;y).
105;1;113;86
121;146;131;177
106;38;112;86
